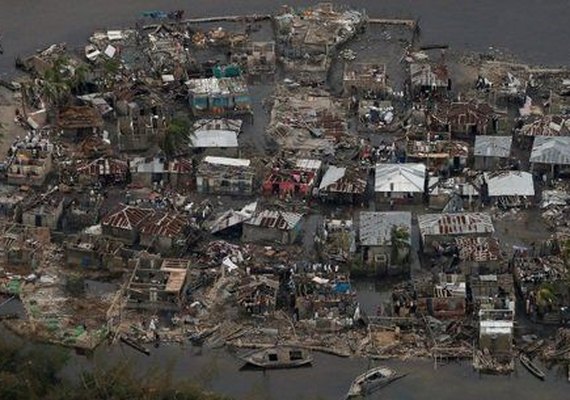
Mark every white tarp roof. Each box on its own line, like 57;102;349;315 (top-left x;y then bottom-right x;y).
375;163;426;193
190;131;238;148
485;171;535;197
203;156;250;167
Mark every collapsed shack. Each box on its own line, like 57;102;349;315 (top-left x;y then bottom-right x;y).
263;158;322;198
64;234;126;270
512;256;570;325
273;3;366;84
405;139;468;174
126;256;190;311
317;165;367;204
230;41;276;76
343;63;387;97
5;135;54;187
57;106;104;140
268;86;350;156
315;218;356;264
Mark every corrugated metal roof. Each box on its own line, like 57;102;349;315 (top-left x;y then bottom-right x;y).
418;212;494;238
530;136;570;165
375;163;426;193
193;118;242;133
359;211;412;247
204;156;250;167
246;210;303;231
190;131;238;148
319;166;346;190
474;135;512;158
485;171;534;197
185;77;248;96
295;159;322;171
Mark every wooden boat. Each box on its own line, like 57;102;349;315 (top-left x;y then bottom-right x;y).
240;346;312;369
519;353;545;380
346;366;405;398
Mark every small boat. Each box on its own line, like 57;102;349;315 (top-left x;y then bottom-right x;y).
346;366;405;398
240;346;312;369
519;353;545;380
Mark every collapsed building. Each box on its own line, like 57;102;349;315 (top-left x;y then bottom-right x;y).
196;156;254;195
343;63;387;96
274;3;366;83
242;209;304;245
317;165;367;204
263;158;322;198
5;136;53;187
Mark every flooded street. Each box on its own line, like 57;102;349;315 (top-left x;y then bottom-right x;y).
0;1;569;399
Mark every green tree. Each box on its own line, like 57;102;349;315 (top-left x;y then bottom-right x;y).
161;116;190;157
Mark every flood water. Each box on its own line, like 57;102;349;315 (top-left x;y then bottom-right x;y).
1;1;570;398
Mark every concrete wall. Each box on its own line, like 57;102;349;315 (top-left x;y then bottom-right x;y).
242;224;298;245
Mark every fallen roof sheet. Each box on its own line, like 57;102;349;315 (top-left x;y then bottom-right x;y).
319;166;346;190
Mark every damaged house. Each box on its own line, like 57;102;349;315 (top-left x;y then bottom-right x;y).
483;171;535;208
186;77;251;117
242;210;304;245
230;41;276;75
21;191;65;230
317;165;367;204
189;118;242;157
268;87;348;154
237;276;279;316
343;63;387;96
116;88;165;152
64;234;125;270
196;156;254;195
57;106;103;140
101;205;155;244
410;62;450;97
473;135;513;170
316;218;356;264
431;102;501;137
139;212;190;255
358;211;412;276
126;256;190;311
418;212;495;255
129;157;194;188
405;139;469;173
374;163;426;204
274;3;366;84
76;157;129;185
529;136;570;179
6;137;53;187
263;158;322;198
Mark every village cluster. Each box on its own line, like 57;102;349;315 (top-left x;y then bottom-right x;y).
1;3;570;380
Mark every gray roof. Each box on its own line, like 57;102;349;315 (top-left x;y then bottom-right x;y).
319;166;346;190
485;171;534;197
359;211;412;247
474;135;512;158
418;212;494;238
530;136;570;165
190;131;238;148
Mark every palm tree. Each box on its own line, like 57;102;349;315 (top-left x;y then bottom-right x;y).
160;116;190;157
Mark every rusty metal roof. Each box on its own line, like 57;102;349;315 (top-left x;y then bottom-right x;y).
246;210;303;231
418;212;494;238
139;212;188;238
101;205;154;230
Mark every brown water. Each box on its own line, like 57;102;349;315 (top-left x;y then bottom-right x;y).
1;1;569;398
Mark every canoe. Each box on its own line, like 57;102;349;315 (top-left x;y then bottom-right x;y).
346;366;405;398
240;346;312;369
519;353;545;380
